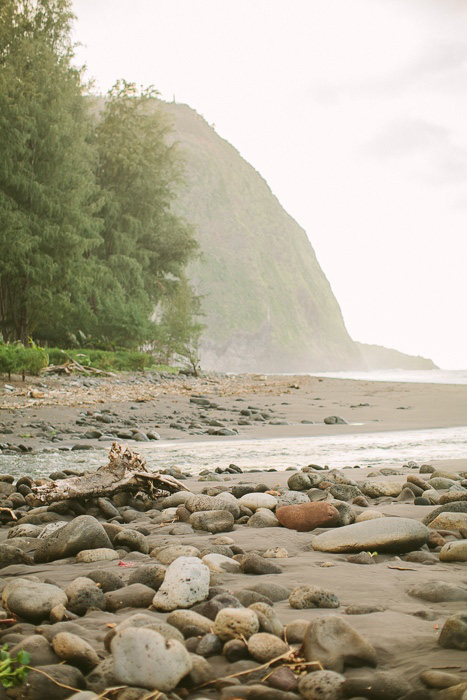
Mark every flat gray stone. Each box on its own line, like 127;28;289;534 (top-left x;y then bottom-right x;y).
312;517;429;553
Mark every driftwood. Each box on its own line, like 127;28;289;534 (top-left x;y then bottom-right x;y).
28;442;190;506
43;360;115;376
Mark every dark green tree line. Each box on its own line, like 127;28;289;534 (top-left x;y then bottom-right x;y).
0;1;202;362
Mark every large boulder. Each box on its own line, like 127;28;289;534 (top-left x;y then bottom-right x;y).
34;515;112;563
312;517;429;553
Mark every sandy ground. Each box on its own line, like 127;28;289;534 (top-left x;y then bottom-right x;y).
0;372;466;697
1;372;467;452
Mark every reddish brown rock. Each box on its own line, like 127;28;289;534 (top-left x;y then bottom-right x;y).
276;502;340;532
428;530;447;548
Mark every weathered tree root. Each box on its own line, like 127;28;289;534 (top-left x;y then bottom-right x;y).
27;442;190;507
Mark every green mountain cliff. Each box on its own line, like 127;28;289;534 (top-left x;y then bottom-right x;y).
162;102;363;372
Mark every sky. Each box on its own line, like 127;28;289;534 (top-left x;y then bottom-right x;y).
72;0;467;369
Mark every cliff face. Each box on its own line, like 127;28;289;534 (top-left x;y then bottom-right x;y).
162;102;363;372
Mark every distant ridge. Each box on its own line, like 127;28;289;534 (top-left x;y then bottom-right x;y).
356;343;438;371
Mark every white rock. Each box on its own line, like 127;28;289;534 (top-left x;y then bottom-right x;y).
111;627;192;691
152;556;210;611
238;493;278;511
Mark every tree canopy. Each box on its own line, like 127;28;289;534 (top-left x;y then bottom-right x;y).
0;0;201;363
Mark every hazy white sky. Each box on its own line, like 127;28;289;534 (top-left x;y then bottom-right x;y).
72;0;467;369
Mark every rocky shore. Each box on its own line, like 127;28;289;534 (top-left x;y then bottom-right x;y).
0;448;465;699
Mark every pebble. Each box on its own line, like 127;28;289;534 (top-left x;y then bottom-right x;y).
276;502;340;531
152;556;210;611
355;510;384;522
361;480;403;498
439;540;467;562
52;631;100;672
248;508;280;527
75;548;119;563
303;615;377;672
241;553;283;574
420;670;464;689
111;627;192;691
65;577;106;616
408;581;467;603
298;669;345;699
14;664;86;699
105;583;156;611
190;510;235;533
247;632;289;662
312;517;429;553
153;544;201;564
238;493;278;510
5;580;67;623
289;584;340;609
202;553;241;573
127;563;166;590
276;491;310;507
213;607;260;641
428;512;467;531
113;528;149;553
245;582;291;601
341;671;412;699
438;613;467;650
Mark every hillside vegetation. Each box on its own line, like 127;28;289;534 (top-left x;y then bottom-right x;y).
162;102;362;372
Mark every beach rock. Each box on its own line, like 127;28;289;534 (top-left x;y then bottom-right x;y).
194;593;242;620
52;631;99;672
245;582;291;602
420;670;464;689
341;671;412;699
203;553;241;573
329;484;362;501
361;480;402;498
247;633;289;662
235;589;273;606
329;499;356;526
238;493;278;510
111;627;192;691
422;501;467;525
152;556;210;611
0;544;33;568
347;552;376;564
436;683;467;700
34;515;112;563
190;510;234;533
65;577;106;616
105;583;155;611
263;546;288;558
213;607;259;641
298;669;345;699
287;472;312;490
345;605;385;615
9;635;60;667
438;613;467;650
249;602;283;636
127;563;166;590
312;517;429;553
267;667;299;692
167;609;213;635
113;528;149;553
285;619;310;643
195;633;223;657
109;613;184;645
276;502;340;532
324;415;348;424
241;553;283;574
439;491;467;504
355;510;385;522
75;548;119;563
87;569;124;592
439;540;467;561
303;616;377;672
13;664;86;699
408;581;467;603
153;544;200;564
289;585;339;609
248;508;280;527
276;491;309;508
6;580;67;623
428;512;467;531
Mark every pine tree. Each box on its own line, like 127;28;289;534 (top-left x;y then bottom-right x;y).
92;81;198;346
0;0;100;343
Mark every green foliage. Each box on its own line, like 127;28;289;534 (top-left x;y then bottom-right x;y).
0;644;30;688
46;347;175;373
0;0;101;344
154;275;204;373
0;342;48;378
